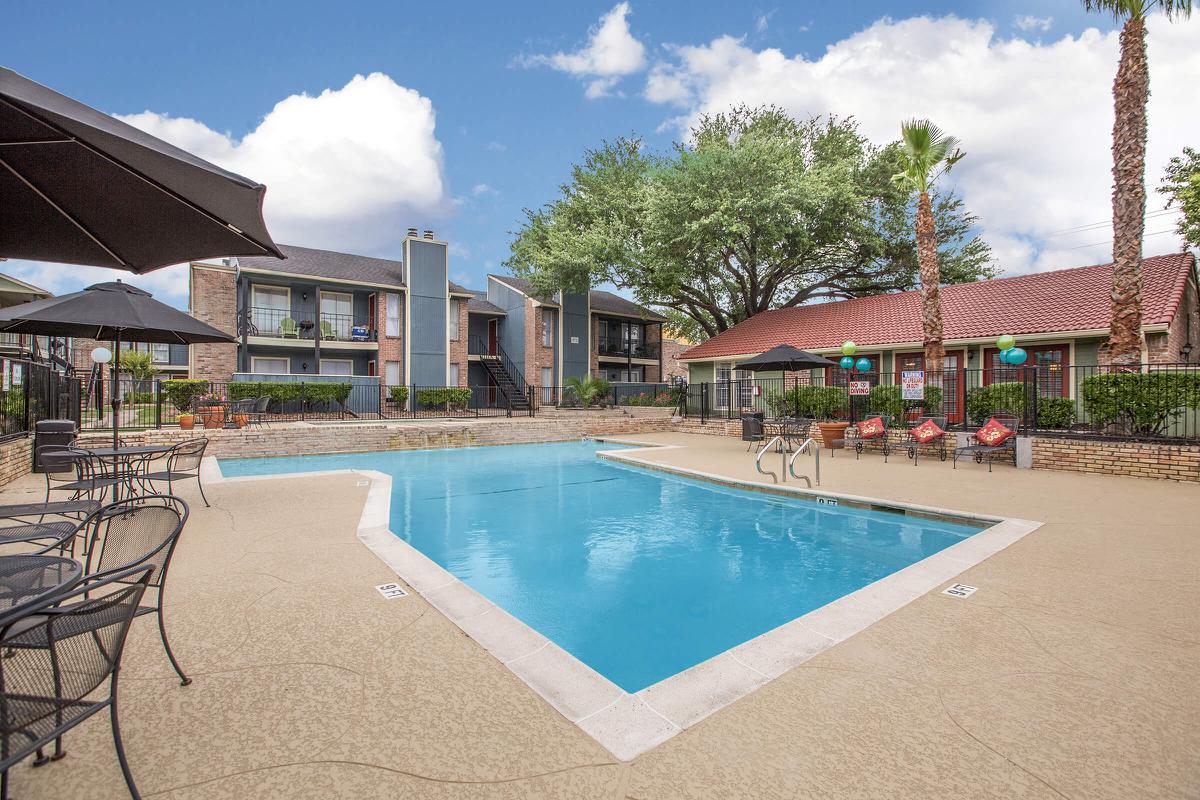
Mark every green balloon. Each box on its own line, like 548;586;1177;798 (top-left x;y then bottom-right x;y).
841;341;857;356
997;334;1016;351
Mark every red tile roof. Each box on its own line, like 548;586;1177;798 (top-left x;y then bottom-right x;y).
680;253;1195;360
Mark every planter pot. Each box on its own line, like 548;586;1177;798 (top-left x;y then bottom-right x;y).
817;421;851;450
178;416;194;431
232;414;248;428
199;405;224;429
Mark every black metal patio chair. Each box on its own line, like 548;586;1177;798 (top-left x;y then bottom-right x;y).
904;415;950;466
0;564;153;800
37;447;122;505
836;415;895;461
140;439;209;507
953;412;1020;472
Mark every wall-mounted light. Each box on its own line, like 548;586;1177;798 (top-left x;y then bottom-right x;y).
1182;342;1194;361
301;362;308;371
301;292;308;302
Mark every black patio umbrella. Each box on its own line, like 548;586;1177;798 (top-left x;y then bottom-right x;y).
0;280;235;449
0;66;284;272
737;344;837;372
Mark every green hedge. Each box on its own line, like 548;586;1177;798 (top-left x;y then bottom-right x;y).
620;391;676;407
228;381;352;406
1080;371;1200;436
388;385;409;405
867;384;943;420
966;381;1077;429
415;387;471;409
782;386;847;420
160;379;209;413
122;391;155;405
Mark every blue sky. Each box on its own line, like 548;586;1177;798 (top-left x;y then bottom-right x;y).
5;1;1194;308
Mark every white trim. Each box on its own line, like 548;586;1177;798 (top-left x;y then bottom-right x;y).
249;355;290;375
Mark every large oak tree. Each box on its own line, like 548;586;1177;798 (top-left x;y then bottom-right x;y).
506;106;994;342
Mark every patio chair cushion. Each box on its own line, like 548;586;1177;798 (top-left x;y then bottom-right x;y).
911;419;945;443
976;417;1015;447
856;417;886;439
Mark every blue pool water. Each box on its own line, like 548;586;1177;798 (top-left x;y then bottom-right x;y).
220;441;982;692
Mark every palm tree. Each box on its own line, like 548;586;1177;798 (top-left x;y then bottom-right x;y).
1084;0;1192;367
893;119;964;373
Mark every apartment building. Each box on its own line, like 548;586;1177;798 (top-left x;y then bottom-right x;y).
187;229;669;406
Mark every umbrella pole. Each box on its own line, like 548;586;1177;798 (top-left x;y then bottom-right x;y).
112;336;122;502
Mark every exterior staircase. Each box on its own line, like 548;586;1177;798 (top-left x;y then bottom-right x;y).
471;337;531;412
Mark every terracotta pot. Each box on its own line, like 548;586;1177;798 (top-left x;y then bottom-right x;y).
816;421;851;450
199;405;224;429
178;415;194;431
232;413;248;429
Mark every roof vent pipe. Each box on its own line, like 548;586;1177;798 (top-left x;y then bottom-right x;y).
423;229;434;239
406;227;418;238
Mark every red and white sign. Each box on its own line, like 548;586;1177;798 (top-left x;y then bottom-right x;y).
849;381;871;396
901;370;926;401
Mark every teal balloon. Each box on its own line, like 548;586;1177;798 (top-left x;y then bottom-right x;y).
1004;347;1027;365
855;357;872;373
997;334;1016;351
839;356;855;369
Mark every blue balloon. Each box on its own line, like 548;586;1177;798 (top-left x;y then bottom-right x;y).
1004;347;1028;365
839;356;855;370
855;357;872;373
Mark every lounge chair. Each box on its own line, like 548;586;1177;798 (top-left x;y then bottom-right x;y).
953;412;1020;472
837;415;894;461
904;415;949;465
278;317;299;338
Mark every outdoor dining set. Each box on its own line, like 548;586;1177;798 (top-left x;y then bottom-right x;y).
0;427;208;799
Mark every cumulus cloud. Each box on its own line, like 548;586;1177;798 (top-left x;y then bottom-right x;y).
5;73;447;307
521;2;647;98
643;14;1198;275
1014;15;1054;32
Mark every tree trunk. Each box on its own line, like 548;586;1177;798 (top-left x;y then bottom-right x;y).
1107;15;1149;369
916;190;946;373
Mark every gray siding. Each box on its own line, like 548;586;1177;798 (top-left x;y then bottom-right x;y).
406;240;448;386
560;291;589;381
488;278;527;376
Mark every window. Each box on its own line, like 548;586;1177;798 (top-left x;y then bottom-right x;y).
251;285;290;334
251;356;289;375
541;310;555;347
716;362;754;409
151;343;170;363
320;291;353;340
449;363;461;386
385;293;401;338
320;359;353;376
385;360;402;386
449;299;460;341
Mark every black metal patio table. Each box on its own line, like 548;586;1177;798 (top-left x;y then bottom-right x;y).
84;445;175;500
0;554;83;633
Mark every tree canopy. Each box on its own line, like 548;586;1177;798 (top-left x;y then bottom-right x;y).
506;106;995;341
1159;146;1200;248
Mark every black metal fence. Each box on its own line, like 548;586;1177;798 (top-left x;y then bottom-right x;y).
0;358;82;442
683;362;1200;443
532;383;675;410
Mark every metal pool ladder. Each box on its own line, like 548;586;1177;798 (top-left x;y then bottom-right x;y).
755;437;820;487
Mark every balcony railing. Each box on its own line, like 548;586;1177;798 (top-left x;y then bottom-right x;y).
597;336;659;359
244;306;376;342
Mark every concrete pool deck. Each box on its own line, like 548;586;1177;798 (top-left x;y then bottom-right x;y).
5;431;1198;798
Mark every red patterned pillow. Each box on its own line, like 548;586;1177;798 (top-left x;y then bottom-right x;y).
857;416;885;439
976;417;1015;447
911;419;945;443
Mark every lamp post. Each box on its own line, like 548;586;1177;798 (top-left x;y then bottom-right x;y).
91;345;119;450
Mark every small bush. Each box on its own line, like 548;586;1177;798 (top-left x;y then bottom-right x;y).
416;387;471;410
784;385;847;420
228;381;352;408
1036;396;1076;429
763;389;790;417
121;391;155;405
160;379;209;413
966;381;1078;429
867;384;943;420
1080;371;1200;436
388;385;409;405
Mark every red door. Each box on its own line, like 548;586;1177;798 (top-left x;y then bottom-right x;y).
896;350;966;423
487;319;498;355
984;344;1069;397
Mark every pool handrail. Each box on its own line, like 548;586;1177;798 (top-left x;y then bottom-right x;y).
755;436;785;484
788;437;820;487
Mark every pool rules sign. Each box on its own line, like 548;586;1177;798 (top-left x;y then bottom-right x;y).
901;370;925;401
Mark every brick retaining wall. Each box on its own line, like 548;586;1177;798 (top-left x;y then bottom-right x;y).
0;437;32;488
1031;436;1200;483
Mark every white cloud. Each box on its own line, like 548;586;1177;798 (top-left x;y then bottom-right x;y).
485;140;507;152
471;183;498;197
522;2;647;98
643;14;1199;275
755;12;774;34
1014;15;1054;32
6;73;447;307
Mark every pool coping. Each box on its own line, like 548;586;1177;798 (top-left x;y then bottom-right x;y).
201;442;1042;761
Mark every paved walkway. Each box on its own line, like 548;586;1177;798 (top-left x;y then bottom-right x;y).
5;432;1197;798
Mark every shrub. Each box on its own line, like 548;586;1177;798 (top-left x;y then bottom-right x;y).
763;389;790;417
784;385;847;420
1036;396;1076;429
228;381;352;408
0;389;24;422
966;381;1078;429
867;384;943;420
1080;371;1200;436
415;387;472;410
121;391;155;405
388;385;409;405
160;379;209;413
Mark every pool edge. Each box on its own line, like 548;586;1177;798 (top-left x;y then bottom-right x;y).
201;452;1043;761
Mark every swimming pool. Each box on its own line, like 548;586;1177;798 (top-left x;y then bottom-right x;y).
219;440;985;693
